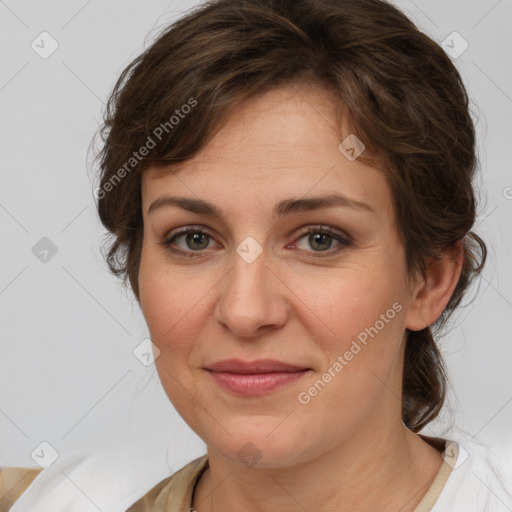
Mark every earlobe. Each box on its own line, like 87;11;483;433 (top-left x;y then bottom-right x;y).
405;241;464;331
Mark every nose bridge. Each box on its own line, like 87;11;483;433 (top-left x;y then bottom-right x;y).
230;254;265;299
214;238;288;336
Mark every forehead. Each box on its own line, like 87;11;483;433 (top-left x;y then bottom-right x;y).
141;83;392;219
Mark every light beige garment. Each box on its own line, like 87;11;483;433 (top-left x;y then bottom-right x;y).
0;467;42;511
0;435;454;512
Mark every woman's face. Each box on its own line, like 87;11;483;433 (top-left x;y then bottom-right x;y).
138;83;419;468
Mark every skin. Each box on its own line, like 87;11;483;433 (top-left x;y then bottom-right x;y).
138;83;463;512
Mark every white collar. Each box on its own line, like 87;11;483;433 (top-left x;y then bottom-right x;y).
11;436;512;511
9;439;173;512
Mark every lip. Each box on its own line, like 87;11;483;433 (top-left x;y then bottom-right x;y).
204;359;311;396
204;358;310;374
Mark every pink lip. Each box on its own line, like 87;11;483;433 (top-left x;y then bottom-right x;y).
207;370;309;395
204;359;311;395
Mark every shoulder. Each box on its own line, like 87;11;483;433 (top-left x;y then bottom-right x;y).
126;455;209;511
431;438;512;511
0;467;43;512
124;475;173;512
1;453;208;512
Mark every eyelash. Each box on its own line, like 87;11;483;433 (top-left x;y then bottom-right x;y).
159;225;353;259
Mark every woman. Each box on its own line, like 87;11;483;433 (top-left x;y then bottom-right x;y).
3;0;511;510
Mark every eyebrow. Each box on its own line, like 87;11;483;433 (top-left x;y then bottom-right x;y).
147;193;375;218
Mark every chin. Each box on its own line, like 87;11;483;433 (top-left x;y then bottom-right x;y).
208;427;311;469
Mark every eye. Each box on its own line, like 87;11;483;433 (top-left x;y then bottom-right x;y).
159;224;353;258
160;227;217;256
291;225;352;256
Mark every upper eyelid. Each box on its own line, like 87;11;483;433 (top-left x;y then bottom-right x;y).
165;224;348;240
165;225;219;243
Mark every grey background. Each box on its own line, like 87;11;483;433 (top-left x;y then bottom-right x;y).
1;0;511;477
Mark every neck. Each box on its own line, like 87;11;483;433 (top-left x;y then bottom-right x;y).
192;422;444;512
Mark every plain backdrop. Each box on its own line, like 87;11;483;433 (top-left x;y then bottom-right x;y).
1;0;511;477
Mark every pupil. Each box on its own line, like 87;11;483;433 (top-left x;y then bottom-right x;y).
187;232;208;250
310;233;331;251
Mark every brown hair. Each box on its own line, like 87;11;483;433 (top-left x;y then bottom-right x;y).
94;0;486;432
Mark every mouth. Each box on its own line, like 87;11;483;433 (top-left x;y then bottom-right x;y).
204;358;311;374
204;359;312;395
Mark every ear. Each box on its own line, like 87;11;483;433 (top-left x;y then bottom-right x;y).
405;241;464;331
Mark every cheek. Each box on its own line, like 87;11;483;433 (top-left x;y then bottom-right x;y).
292;263;408;406
138;246;200;355
295;273;407;426
139;238;195;328
301;263;405;341
138;257;208;412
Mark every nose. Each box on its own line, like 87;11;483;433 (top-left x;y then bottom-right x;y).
214;248;290;339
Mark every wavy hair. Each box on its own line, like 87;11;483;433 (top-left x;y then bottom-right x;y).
94;0;486;432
